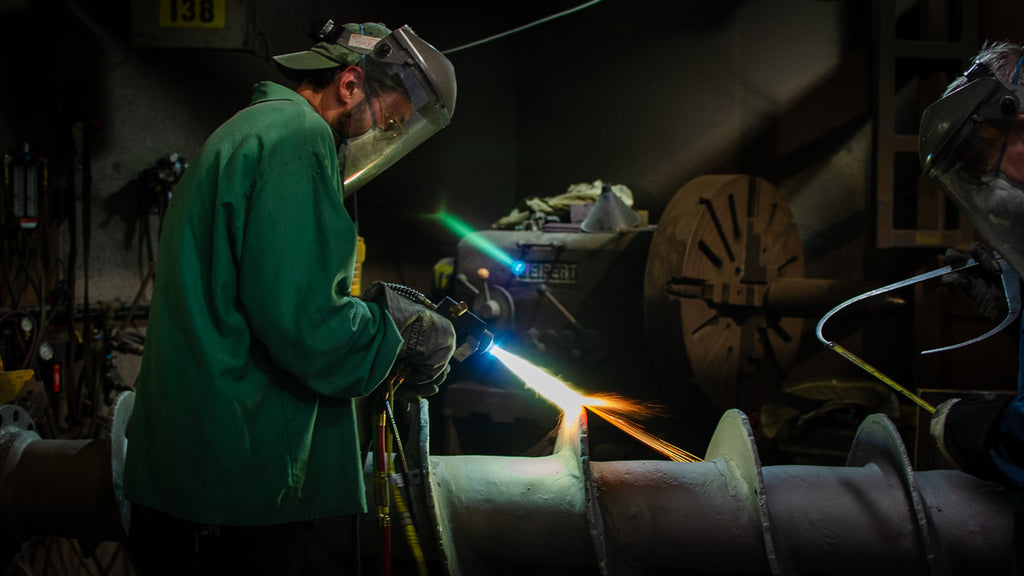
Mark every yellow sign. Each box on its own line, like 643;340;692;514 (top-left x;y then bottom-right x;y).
0;369;34;404
159;0;226;28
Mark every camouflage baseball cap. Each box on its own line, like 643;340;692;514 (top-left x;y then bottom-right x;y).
273;22;392;73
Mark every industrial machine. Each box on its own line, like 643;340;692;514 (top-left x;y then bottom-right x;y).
440;175;886;457
1;174;1011;575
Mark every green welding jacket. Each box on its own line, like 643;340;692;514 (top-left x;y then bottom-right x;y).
123;81;403;526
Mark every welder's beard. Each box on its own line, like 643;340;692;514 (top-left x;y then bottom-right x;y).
334;94;376;195
962;173;1024;277
342;127;398;171
976;173;1024;229
332;95;373;140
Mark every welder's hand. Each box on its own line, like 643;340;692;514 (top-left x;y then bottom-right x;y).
395;365;450;403
941;242;1008;322
363;282;456;386
930;396;1012;483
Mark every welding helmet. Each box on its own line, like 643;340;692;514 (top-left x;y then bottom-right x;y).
274;22;457;196
920;58;1024;276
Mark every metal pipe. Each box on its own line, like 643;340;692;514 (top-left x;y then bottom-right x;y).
414;403;1013;575
423;412;597;573
765;277;905;318
589;459;769;573
0;394;132;543
0;393;1013;575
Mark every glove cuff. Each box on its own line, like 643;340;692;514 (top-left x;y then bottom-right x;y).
931;396;1013;481
930;399;961;469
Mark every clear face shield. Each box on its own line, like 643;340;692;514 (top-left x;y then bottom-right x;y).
337;26;457;196
920;60;1024;276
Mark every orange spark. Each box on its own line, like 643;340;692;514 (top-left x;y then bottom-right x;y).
488;345;701;463
585;402;702;463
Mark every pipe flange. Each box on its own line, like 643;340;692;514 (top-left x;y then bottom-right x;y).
847;413;946;575
579;408;612;575
706;408;791;575
0;404;40;495
109;391;135;536
418;398;459;575
0;404;36;433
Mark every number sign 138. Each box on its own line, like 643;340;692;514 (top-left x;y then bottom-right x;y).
159;0;226;28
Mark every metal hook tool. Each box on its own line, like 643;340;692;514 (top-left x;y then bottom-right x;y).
815;257;1021;414
920;258;1021;354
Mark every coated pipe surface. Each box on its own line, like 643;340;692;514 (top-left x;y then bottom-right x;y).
421;408;1013;575
0;396;1013;576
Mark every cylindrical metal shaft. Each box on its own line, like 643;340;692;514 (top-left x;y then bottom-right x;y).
765;277;903;318
0;394;1013;576
418;406;1013;575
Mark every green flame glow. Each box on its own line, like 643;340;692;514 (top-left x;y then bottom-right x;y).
435;210;521;272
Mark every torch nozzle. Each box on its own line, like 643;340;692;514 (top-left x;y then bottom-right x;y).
435;296;494;362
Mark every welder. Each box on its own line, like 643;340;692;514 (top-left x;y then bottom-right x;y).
919;40;1024;575
123;21;458;575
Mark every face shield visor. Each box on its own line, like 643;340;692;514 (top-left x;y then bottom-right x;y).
920;61;1024;276
337;25;457;196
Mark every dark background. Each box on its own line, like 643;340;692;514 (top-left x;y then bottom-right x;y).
2;0;1022;460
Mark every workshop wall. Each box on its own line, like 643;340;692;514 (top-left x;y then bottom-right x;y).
1;0;1020;389
0;0;874;305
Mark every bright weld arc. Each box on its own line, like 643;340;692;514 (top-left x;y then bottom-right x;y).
488;345;604;414
488;345;702;463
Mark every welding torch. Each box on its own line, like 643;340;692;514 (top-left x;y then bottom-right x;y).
433;295;495;361
380;282;494;374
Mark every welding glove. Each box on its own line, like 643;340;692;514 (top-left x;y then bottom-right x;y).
395;365;450;402
941;242;1008;322
930;396;1013;483
363;281;456;394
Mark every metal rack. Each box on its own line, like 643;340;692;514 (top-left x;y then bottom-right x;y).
874;0;978;248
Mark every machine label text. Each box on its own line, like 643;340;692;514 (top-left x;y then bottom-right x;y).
515;261;578;284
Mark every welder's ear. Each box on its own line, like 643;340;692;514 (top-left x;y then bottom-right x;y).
336;66;366;103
